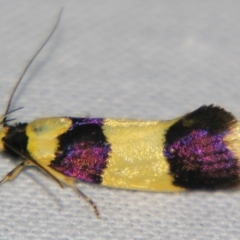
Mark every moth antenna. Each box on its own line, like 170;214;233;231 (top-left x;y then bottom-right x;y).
3;8;63;126
0;107;24;124
3;118;16;124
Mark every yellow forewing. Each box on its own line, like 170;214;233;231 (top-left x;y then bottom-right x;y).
26;118;72;166
102;118;184;191
23;117;184;191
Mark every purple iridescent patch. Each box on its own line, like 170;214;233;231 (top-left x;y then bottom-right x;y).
164;129;239;189
50;118;111;183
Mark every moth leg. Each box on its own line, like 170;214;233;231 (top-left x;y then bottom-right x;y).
28;156;101;217
71;183;100;218
2;139;64;188
3;140;100;217
26;158;101;218
0;160;28;185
